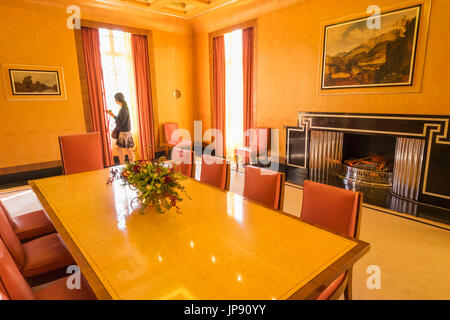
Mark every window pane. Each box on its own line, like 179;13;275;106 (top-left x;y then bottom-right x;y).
99;29;111;52
224;29;244;161
101;55;114;74
114;56;126;73
112;30;125;54
99;29;138;139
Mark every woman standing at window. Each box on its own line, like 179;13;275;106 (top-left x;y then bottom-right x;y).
106;92;135;164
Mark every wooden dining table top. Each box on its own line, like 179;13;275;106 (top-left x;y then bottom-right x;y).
30;168;370;300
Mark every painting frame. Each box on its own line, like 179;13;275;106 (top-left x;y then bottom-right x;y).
1;64;67;101
317;0;432;95
9;69;61;96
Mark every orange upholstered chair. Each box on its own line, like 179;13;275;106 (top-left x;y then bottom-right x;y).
243;166;285;210
0;200;55;242
0;206;74;279
0;238;95;300
163;122;192;156
172;147;195;178
234;128;270;171
200;155;230;191
59;133;104;175
301;180;362;300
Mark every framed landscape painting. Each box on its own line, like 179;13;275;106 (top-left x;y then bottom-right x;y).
1;64;66;100
321;5;421;90
9;69;61;95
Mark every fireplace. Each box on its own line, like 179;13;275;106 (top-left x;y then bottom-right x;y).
338;133;396;186
285;112;450;216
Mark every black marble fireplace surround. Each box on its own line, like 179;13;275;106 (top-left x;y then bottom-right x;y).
285;112;450;225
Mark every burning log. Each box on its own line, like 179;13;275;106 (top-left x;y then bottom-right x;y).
344;154;391;172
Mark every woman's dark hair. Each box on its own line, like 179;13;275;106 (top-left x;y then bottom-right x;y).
114;92;128;109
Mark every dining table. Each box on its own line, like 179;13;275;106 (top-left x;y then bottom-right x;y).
29;167;370;300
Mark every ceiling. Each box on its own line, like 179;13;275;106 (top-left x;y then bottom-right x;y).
96;0;240;19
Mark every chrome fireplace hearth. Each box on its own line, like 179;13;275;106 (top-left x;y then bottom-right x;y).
308;129;425;200
337;163;393;187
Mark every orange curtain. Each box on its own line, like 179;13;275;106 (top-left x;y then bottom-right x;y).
243;27;255;147
131;34;156;160
213;35;226;157
81;26;113;167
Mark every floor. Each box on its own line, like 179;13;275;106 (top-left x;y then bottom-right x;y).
1;162;449;300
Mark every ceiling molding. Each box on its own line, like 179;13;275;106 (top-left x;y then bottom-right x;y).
95;0;239;20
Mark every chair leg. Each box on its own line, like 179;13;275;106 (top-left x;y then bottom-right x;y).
344;272;353;300
235;154;239;171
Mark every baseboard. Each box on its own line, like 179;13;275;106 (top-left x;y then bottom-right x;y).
0;165;63;187
0;161;62;175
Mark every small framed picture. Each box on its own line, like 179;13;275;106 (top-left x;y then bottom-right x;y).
9;69;61;95
1;64;66;100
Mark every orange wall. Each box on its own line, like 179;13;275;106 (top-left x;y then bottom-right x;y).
0;0;194;169
153;30;194;146
192;0;450;157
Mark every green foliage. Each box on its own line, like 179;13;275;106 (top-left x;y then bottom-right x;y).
107;157;190;214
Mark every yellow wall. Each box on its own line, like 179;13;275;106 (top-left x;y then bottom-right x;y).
0;0;194;169
153;30;194;146
192;0;450;157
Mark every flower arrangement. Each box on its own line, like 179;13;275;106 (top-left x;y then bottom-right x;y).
107;157;190;214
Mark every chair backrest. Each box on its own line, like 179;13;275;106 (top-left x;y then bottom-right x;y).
59;133;104;175
200;155;229;191
256;128;270;152
0;206;25;269
0;238;35;300
172;148;194;178
243;166;285;210
247;128;270;152
163;123;179;145
301;180;362;238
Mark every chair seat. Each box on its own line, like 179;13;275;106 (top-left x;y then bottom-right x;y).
316;273;346;300
22;233;74;278
12;210;56;241
34;276;96;300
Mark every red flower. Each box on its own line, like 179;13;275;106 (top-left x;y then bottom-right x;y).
164;176;172;184
133;165;141;173
122;171;130;178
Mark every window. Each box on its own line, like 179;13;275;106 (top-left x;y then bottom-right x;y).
99;29;139;148
224;29;244;161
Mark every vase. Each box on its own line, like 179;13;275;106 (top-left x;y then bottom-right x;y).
130;196;164;214
130;197;148;214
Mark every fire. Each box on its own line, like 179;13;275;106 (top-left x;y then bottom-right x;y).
344;154;390;171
